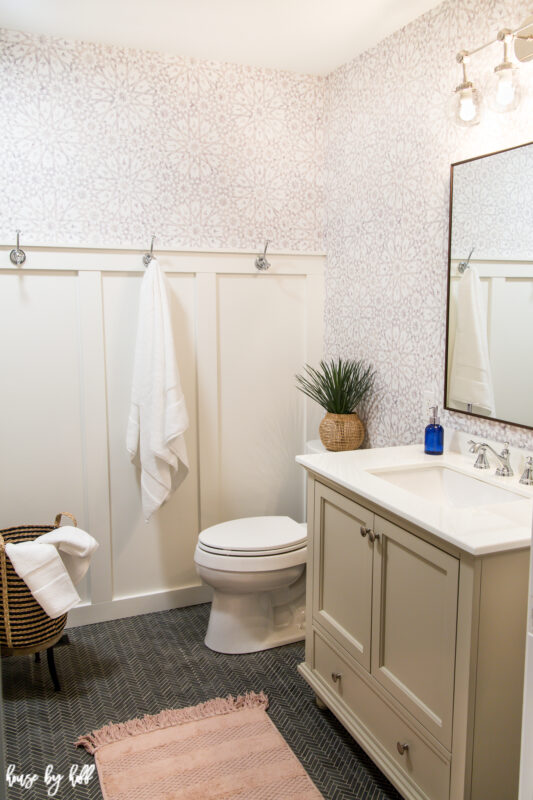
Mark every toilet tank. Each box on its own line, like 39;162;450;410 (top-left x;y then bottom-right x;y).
306;439;326;455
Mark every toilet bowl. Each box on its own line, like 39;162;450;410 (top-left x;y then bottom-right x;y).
194;516;307;654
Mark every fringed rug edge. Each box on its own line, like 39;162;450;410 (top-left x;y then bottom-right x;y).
75;691;269;755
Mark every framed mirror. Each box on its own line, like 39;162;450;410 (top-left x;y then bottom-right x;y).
445;141;533;430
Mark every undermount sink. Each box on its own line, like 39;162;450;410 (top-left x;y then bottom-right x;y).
368;464;525;509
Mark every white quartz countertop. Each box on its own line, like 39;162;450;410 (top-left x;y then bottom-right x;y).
296;440;533;556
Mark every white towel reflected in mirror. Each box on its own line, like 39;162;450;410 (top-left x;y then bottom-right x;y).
449;266;495;416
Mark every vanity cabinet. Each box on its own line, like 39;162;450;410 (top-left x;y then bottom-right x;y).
299;476;529;800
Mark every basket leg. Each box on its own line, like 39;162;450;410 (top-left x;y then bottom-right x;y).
46;646;61;692
34;652;41;663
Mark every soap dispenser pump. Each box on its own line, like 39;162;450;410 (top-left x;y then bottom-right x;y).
425;406;444;455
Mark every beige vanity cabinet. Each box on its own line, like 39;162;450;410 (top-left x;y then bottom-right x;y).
299;476;529;800
312;484;374;671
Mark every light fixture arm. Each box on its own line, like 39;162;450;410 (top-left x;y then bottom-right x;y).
457;20;530;61
455;51;472;91
496;28;513;65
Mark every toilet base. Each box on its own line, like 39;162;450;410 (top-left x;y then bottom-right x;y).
204;582;306;654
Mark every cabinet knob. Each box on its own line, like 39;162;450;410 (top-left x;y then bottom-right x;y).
331;672;342;683
361;526;379;543
396;742;409;755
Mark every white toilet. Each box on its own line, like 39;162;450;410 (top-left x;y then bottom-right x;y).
194;516;307;654
194;440;325;654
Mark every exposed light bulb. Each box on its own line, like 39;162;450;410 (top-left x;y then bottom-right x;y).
496;73;515;107
487;33;522;113
459;93;476;121
450;52;482;127
488;65;521;112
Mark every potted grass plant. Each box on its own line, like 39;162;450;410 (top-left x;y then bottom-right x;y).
296;357;375;451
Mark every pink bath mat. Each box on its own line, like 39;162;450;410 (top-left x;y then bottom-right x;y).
76;692;323;799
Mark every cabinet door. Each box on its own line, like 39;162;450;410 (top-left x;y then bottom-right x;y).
313;483;374;670
371;516;459;748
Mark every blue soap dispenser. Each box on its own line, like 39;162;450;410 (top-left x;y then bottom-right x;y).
425;406;444;455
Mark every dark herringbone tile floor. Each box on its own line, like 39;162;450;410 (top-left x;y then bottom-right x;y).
2;603;402;800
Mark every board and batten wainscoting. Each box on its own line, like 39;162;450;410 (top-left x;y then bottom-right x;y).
0;245;324;627
447;258;533;424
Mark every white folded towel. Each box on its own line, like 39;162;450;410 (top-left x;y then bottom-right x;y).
5;526;99;619
449;266;495;415
126;257;189;521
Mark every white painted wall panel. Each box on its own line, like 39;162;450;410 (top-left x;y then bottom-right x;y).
448;265;533;427
490;279;533;428
102;273;200;599
0;249;324;625
217;274;307;523
0;272;89;598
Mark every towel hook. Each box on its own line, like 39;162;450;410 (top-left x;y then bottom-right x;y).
143;235;156;267
458;247;474;274
255;240;271;272
9;229;26;266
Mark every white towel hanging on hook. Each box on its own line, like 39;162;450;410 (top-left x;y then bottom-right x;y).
126;257;189;521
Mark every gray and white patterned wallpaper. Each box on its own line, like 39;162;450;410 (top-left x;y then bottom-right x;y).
0;29;324;252
323;0;533;449
451;142;533;261
2;5;533;450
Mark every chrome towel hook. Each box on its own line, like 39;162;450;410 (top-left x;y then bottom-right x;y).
458;247;474;274
255;240;271;271
10;230;26;266
143;235;156;267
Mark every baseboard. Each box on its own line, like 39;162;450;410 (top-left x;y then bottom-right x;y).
66;584;213;627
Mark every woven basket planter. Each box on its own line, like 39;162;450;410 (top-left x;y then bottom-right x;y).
0;512;76;656
319;412;365;452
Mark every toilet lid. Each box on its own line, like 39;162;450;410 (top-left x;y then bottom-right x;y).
198;516;307;556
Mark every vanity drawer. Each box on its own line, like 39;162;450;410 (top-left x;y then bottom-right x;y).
313;631;450;800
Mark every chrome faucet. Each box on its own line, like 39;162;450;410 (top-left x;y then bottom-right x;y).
467;440;514;477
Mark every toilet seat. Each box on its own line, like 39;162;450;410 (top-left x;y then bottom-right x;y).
198;516;306;558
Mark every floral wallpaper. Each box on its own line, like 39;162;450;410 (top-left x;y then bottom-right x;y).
2;4;533;451
323;0;533;449
0;29;324;252
451;142;533;261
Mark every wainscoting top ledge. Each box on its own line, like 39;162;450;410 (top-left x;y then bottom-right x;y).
0;245;326;274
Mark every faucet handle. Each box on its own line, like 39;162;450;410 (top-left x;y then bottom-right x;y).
520;457;533;486
473;444;490;470
495;442;513;477
467;439;479;453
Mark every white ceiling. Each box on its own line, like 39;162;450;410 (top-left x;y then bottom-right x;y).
0;0;444;75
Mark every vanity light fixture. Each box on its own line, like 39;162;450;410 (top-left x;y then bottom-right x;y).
487;29;521;113
451;51;482;126
452;16;533;126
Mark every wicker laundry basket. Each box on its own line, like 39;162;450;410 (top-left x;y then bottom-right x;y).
0;512;77;656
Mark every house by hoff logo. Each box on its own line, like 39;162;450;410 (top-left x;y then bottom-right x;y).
6;763;96;796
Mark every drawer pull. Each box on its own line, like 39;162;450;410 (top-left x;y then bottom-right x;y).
368;530;380;543
331;672;342;683
396;742;409;756
360;526;371;538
